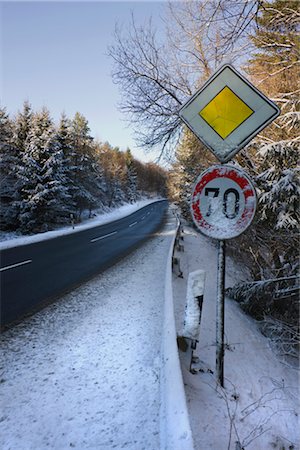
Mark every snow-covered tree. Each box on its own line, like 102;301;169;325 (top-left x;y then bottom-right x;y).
81;144;107;217
257;142;299;230
248;0;299;134
0;107;22;230
245;1;299;277
69;112;100;218
19;108;70;232
12;100;33;153
0;103;168;232
125;149;138;203
98;143;127;207
246;1;300;232
55;113;78;216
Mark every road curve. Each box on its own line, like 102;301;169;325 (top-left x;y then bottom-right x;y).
0;200;168;328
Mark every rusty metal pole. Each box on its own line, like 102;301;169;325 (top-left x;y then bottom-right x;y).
216;239;226;387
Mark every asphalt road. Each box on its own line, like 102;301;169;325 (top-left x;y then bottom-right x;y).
0;200;168;328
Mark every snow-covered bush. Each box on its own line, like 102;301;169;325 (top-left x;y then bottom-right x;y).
256;141;299;231
226;276;300;361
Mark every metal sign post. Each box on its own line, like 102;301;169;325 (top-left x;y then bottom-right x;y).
216;239;225;386
190;165;257;386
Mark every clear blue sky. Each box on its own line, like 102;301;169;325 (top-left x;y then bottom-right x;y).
1;1;168;162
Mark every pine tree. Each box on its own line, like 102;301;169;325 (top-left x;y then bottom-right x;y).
70;112;100;219
248;0;299;140
1;103;169;233
13;100;33;153
125;148;138;203
257;141;299;230
99;144;126;207
55;113;78;217
19;108;70;232
245;1;299;231
81;143;107;217
0;108;22;230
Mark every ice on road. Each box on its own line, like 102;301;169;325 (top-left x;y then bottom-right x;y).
0;211;177;450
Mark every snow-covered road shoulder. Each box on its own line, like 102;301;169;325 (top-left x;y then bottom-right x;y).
172;224;299;450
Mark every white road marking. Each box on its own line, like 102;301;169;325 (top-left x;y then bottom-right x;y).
129;221;137;227
0;259;32;272
141;216;145;220
90;231;117;243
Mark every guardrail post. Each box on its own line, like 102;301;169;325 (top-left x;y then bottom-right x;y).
172;257;183;278
182;270;206;373
172;223;184;276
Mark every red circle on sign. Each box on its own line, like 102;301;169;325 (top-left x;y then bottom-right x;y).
191;165;257;239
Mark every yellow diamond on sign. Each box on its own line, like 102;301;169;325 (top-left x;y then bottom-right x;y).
199;86;253;139
179;64;280;162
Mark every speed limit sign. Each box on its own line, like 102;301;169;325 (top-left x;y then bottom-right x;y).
191;165;257;240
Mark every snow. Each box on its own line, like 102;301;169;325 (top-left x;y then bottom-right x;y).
0;198;163;249
0;207;192;450
182;270;206;340
172;223;299;450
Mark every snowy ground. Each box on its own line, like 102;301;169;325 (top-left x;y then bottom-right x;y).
0;198;162;249
172;224;299;450
0;209;177;450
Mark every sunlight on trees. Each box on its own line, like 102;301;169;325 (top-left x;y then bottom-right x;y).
0;104;167;233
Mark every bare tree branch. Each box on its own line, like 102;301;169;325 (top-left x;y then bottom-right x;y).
108;2;261;158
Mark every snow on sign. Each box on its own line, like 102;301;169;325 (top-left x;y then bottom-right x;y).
179;64;280;163
191;165;257;240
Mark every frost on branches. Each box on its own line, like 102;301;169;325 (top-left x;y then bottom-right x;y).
257;141;299;230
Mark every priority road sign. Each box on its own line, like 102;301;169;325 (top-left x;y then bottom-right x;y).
179;64;280;163
191;165;257;240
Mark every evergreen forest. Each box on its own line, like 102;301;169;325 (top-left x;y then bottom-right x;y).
0;104;167;234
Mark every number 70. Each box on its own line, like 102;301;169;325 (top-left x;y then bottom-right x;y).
204;187;240;219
